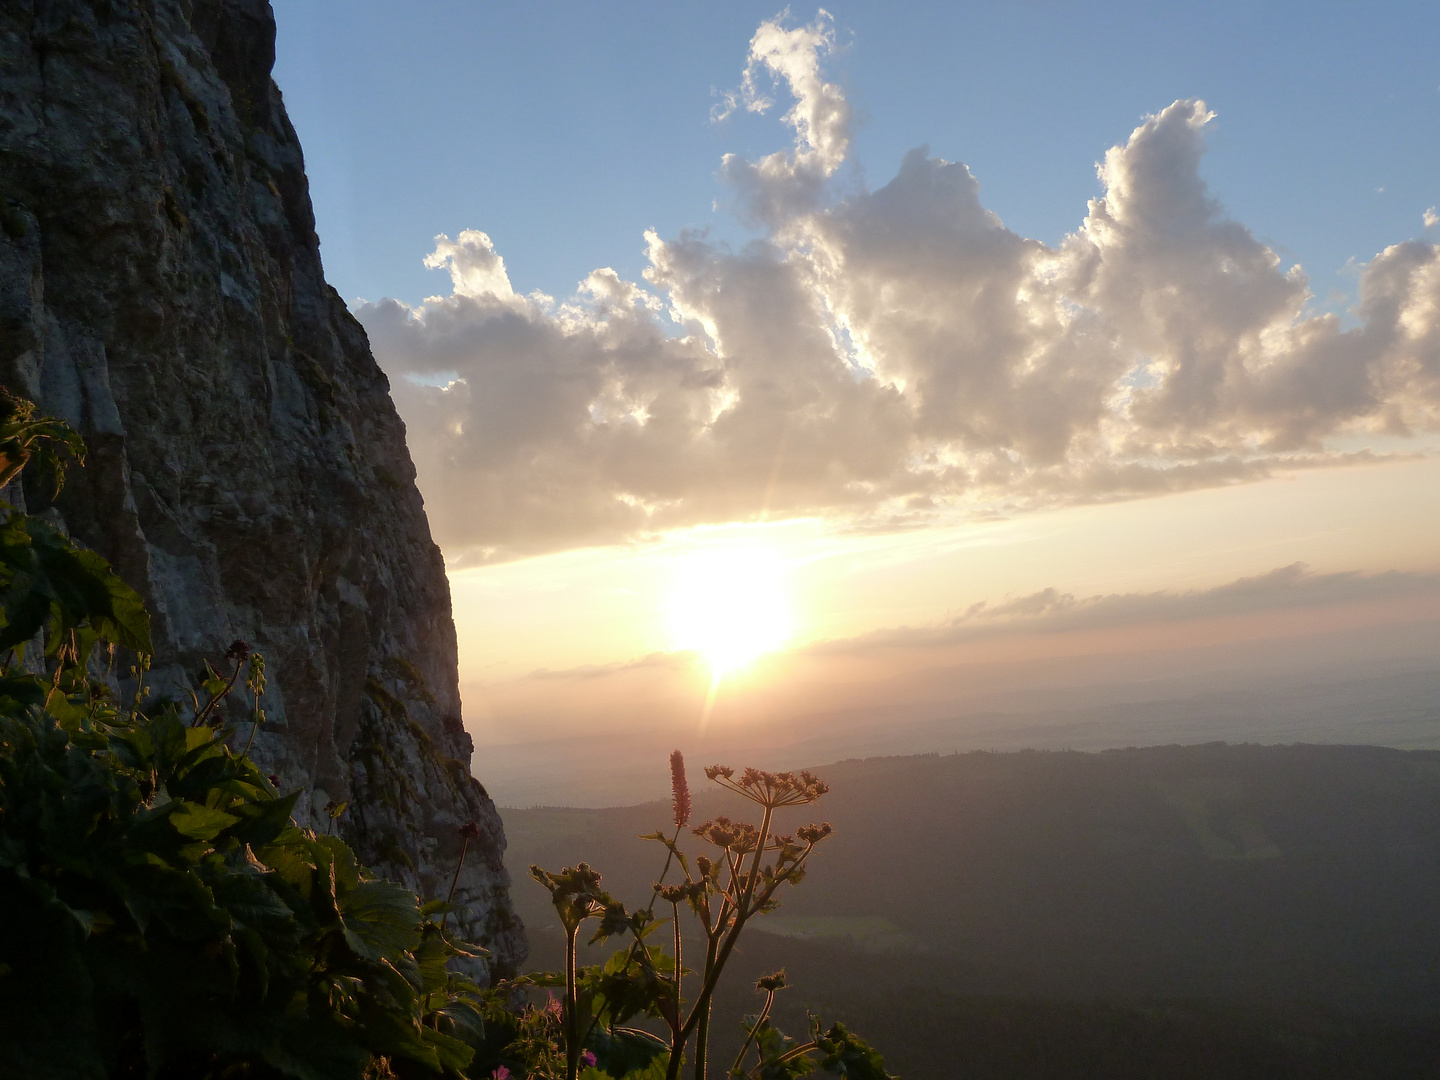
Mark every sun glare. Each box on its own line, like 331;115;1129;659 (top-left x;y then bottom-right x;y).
669;546;794;676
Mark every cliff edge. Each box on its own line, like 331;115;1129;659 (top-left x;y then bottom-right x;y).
0;0;523;976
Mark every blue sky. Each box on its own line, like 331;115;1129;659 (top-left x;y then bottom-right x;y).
272;1;1439;314
267;3;1440;756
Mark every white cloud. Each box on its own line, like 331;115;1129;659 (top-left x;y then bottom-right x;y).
718;10;852;227
422;229;517;302
359;14;1440;563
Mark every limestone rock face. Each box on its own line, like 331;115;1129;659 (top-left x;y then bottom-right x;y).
0;0;524;976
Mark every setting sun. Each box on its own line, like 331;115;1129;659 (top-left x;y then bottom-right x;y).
668;546;794;676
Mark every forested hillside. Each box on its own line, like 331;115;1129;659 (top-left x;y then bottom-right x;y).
505;744;1440;1077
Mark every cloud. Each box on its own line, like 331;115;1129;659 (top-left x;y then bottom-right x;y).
359;13;1440;564
818;563;1440;654
717;10;852;227
422;229;520;303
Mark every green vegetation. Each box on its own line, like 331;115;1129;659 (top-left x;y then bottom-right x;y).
0;396;892;1080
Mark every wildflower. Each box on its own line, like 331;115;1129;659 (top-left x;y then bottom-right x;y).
225;639;250;661
460;819;481;839
267;773;280;786
670;749;691;826
694;815;759;851
491;1068;511;1080
756;970;787;992
581;1050;597;1068
541;992;562;1018
797;822;834;844
704;764;829;808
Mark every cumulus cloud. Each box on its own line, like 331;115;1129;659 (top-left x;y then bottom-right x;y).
359;12;1440;563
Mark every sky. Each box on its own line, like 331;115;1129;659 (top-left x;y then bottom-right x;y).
270;3;1440;799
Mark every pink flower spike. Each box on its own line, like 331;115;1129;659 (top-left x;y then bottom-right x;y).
670;750;691;827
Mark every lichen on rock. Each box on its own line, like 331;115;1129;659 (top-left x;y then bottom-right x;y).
0;0;524;977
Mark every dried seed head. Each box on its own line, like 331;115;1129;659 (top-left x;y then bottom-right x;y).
797;822;834;844
225;639;250;661
693;814;758;850
459;820;481;840
756;970;787;992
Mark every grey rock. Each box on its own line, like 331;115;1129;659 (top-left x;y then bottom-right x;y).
0;0;524;977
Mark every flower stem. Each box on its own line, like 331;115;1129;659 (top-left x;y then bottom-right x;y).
192;654;243;728
729;989;776;1076
439;834;471;932
566;923;581;1080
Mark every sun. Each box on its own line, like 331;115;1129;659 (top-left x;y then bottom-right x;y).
668;546;794;676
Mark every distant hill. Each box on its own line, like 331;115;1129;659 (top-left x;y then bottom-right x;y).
503;743;1440;1078
476;662;1440;807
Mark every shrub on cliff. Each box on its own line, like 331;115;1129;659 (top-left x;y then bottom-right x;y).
0;397;487;1078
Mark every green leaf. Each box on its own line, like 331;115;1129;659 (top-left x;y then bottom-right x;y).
254;829;320;896
225;790;301;849
72;546;151;654
815;1023;893;1080
338;879;421;965
0;516;151;659
588;1026;670;1080
315;834;361;895
169;800;241;841
41;687;88;727
419;1023;476;1072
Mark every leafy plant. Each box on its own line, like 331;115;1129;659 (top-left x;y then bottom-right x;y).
525;756;895;1080
0;398;490;1079
0;386;86;495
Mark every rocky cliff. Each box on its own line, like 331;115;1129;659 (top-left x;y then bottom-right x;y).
0;0;523;976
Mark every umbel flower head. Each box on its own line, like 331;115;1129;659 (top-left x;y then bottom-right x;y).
670;749;691;827
692;815;762;853
703;765;829;809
